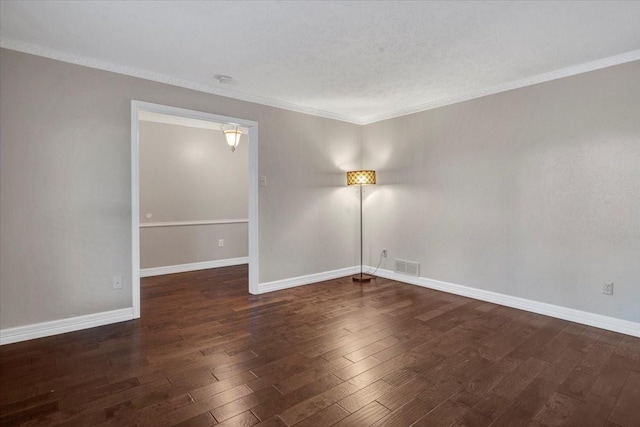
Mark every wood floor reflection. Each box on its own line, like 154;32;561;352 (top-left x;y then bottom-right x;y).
1;265;639;426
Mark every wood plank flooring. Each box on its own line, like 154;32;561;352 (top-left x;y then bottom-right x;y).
1;265;639;426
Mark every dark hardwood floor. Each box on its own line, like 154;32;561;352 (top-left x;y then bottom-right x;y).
1;265;639;426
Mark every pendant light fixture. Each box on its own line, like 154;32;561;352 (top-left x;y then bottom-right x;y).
220;124;242;152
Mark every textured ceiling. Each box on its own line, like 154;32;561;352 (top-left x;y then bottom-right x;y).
1;1;639;124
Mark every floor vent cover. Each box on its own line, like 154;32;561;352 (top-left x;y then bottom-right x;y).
394;259;420;277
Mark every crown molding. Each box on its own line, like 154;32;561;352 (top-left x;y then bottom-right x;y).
2;38;638;126
360;49;640;125
0;38;365;125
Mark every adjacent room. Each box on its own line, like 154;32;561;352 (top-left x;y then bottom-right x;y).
138;112;250;278
1;1;639;426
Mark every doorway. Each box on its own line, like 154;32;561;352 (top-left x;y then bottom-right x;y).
131;101;259;318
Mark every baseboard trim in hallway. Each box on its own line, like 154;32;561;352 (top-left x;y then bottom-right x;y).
140;257;249;277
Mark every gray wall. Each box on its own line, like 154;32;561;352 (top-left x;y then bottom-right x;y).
139;121;248;268
1;46;637;331
0;48;361;329
362;61;640;323
140;224;248;268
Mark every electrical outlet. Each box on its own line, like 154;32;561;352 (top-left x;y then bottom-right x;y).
382;249;387;258
112;276;122;290
218;239;224;247
603;282;613;295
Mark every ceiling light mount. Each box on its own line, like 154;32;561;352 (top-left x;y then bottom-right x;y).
214;74;235;84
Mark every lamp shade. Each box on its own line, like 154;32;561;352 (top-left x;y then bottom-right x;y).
347;170;376;186
220;124;242;152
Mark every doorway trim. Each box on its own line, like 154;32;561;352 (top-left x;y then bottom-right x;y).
131;101;259;318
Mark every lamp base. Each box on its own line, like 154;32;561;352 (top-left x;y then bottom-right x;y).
352;274;373;282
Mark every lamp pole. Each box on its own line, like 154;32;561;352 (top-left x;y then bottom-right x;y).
354;183;371;282
359;184;364;280
346;170;376;283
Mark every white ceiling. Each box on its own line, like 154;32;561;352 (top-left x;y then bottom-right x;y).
2;1;639;125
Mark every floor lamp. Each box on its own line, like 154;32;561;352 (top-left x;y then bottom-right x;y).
347;170;377;282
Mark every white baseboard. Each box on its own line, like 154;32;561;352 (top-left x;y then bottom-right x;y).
140;257;249;277
0;308;134;345
368;267;640;338
5;264;637;345
258;266;360;294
